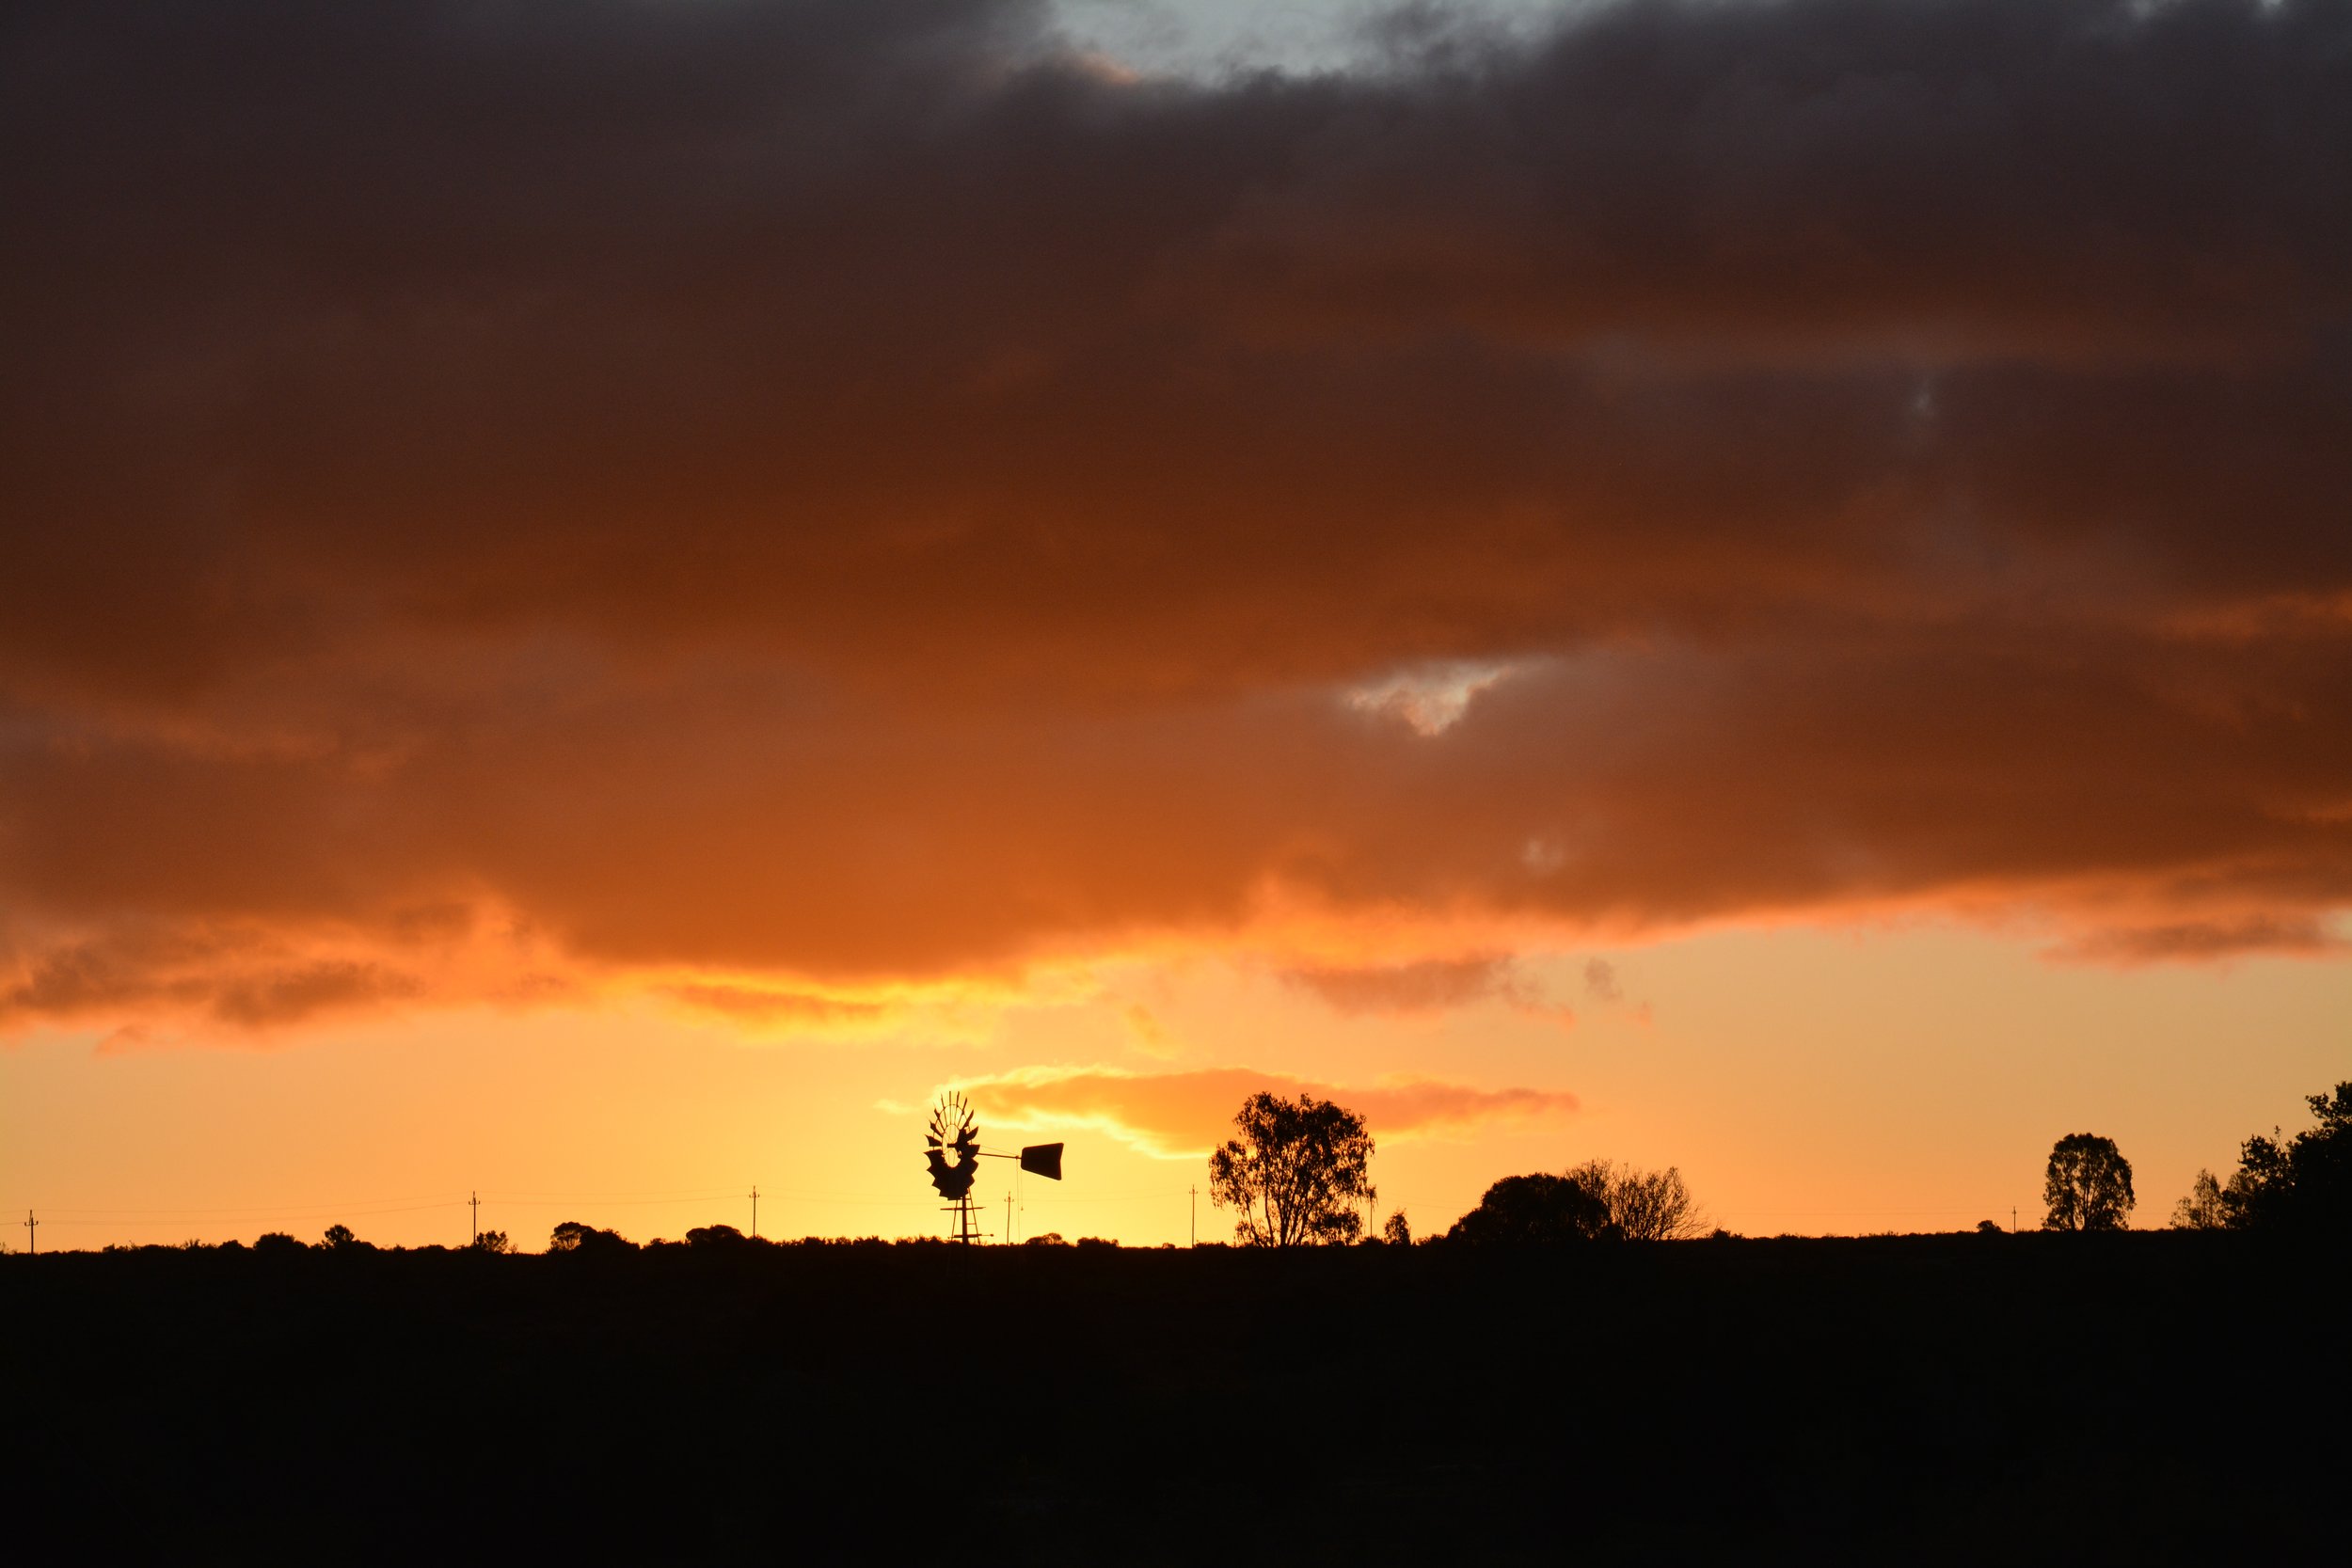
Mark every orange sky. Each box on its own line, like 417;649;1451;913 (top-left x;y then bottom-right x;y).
5;0;2349;1246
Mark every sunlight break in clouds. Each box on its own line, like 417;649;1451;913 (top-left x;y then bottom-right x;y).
956;1065;1579;1158
1343;661;1523;736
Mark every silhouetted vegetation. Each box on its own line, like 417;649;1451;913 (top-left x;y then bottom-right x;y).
1447;1173;1615;1244
1442;1161;1709;1245
1565;1157;1708;1240
1381;1210;1410;1246
548;1219;637;1255
2042;1132;2135;1230
2226;1081;2351;1234
1207;1092;1374;1245
2169;1080;2352;1236
2169;1169;2231;1229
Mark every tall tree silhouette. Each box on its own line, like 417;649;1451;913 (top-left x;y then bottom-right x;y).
1207;1092;1374;1246
2042;1133;2135;1230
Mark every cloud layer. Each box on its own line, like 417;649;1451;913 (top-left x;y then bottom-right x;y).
959;1065;1578;1156
4;0;2350;1031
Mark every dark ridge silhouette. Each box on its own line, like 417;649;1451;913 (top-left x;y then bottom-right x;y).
5;1233;2344;1560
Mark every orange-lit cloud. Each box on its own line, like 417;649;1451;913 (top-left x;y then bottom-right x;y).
956;1065;1578;1158
2043;914;2349;967
3;0;2350;1038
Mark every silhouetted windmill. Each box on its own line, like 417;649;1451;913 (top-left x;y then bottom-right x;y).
922;1089;1063;1243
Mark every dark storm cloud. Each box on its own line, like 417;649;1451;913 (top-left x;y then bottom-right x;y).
2;0;2349;1028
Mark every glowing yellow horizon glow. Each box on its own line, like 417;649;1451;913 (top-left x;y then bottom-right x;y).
7;925;2344;1252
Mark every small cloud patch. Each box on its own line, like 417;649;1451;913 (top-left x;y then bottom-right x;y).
1344;660;1518;736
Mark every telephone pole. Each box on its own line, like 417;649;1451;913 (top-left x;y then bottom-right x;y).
1188;1185;1196;1247
1004;1190;1013;1246
750;1185;759;1240
469;1191;481;1246
22;1210;36;1255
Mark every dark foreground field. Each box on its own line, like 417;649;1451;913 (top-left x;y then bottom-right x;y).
7;1234;2342;1561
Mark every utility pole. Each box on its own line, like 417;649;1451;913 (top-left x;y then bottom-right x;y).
469;1191;481;1246
1005;1190;1013;1246
22;1210;37;1255
750;1185;759;1240
1188;1185;1196;1247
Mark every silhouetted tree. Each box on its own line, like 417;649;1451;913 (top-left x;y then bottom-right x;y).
686;1224;747;1248
1565;1158;1708;1240
2224;1081;2352;1234
548;1220;635;1255
253;1231;304;1254
2169;1169;2231;1229
1977;1219;2005;1235
1021;1232;1067;1246
321;1224;357;1249
1446;1173;1615;1244
2042;1133;2134;1231
1208;1092;1375;1246
1382;1211;1411;1246
470;1228;513;1254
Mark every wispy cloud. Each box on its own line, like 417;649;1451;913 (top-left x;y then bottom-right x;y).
2045;915;2348;966
957;1065;1577;1158
1279;953;1572;1025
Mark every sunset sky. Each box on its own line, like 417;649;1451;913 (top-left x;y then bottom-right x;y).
5;0;2349;1250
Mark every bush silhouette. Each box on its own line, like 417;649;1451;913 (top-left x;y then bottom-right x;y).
1446;1173;1615;1245
1565;1158;1708;1240
549;1221;636;1256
